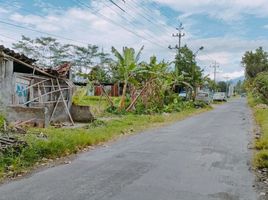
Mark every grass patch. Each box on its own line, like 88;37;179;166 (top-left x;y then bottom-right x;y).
248;93;268;169
0;107;210;180
73;95;119;117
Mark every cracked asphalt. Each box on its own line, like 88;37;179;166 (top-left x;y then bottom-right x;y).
0;98;257;200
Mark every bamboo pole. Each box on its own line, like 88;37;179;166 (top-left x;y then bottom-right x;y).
101;85;114;107
23;88;69;105
56;78;74;125
49;95;61;123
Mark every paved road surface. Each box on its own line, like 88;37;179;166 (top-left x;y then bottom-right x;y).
0;98;257;200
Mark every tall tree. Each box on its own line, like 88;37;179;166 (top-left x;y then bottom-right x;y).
175;45;203;98
217;81;227;92
241;47;268;79
13;36;70;67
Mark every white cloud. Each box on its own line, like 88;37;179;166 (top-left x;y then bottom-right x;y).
0;0;268;80
218;70;245;81
154;0;268;21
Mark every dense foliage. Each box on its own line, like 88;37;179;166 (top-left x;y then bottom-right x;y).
242;47;268;79
242;47;268;169
253;72;268;103
13;36;211;114
12;36;113;81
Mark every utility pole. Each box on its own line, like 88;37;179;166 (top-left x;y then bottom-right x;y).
168;22;185;54
168;22;185;71
210;61;219;82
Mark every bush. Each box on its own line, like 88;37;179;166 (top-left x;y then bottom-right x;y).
0;114;5;130
253;72;268;103
254;150;268;169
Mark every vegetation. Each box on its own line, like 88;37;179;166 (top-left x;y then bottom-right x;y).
242;47;268;169
248;94;268;169
242;47;268;79
111;46;144;110
0;108;210;180
0;36;216;181
12;36;113;77
253;72;268;103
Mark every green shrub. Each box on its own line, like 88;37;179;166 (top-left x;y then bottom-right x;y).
254;150;268;169
253;72;268;103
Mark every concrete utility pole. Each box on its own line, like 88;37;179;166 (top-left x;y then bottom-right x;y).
210;61;219;82
168;23;185;55
168;22;185;56
168;23;185;73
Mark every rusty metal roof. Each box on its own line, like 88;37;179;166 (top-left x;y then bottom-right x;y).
44;63;71;77
0;45;71;78
0;45;36;65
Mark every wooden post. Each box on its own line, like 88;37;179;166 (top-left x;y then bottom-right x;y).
49;94;61;123
56;78;74;125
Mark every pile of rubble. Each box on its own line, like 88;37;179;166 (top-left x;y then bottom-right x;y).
0;119;28;153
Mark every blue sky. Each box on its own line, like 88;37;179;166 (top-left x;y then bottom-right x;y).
1;0;268;80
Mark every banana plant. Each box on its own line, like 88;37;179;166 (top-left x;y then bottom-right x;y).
111;46;144;110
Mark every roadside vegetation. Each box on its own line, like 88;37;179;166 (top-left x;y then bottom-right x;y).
242;47;268;169
0;36;217;180
0;107;210;180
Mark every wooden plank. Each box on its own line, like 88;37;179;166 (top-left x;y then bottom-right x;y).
23;88;69;105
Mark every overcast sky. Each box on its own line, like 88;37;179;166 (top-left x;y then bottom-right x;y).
1;0;268;80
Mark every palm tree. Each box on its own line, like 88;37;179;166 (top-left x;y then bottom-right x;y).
111;46;144;110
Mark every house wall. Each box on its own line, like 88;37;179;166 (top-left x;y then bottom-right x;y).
0;58;14;106
0;59;73;126
94;84;119;97
6;106;47;127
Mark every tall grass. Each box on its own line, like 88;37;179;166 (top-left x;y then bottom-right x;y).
248;94;268;169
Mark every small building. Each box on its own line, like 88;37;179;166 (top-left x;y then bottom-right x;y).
94;83;120;97
0;45;74;127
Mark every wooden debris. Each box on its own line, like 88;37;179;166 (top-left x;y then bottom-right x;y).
0;135;27;152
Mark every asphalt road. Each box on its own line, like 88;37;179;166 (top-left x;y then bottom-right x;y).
0;98;257;200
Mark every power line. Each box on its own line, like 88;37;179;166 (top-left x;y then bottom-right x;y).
108;0;125;12
73;0;168;49
103;0;171;45
0;33;17;42
121;1;175;44
0;19;89;45
149;1;178;29
125;1;175;33
0;0;170;50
